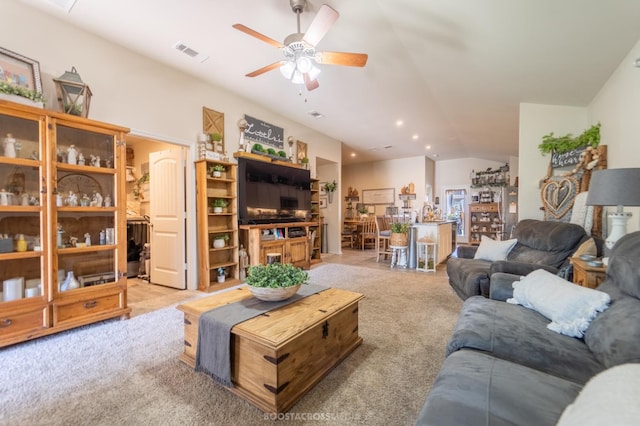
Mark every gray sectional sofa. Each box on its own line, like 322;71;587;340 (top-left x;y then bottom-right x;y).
417;231;640;425
446;219;589;299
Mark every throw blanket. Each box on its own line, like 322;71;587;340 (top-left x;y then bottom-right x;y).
195;284;327;387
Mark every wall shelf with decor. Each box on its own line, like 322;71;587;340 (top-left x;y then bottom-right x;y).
195;159;240;292
470;166;509;188
469;203;503;244
0;99;130;348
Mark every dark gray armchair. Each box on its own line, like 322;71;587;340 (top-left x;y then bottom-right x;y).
446;219;589;299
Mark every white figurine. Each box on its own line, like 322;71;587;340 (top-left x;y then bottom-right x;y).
3;133;16;158
78;152;85;165
84;232;91;247
91;155;101;167
104;194;112;207
21;193;29;206
67;191;78;207
91;191;103;207
0;188;10;206
57;193;63;207
67;145;78;165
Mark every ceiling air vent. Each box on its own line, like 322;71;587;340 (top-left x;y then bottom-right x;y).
173;42;209;63
307;110;325;119
45;0;78;13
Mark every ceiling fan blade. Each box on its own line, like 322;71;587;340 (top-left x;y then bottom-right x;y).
302;4;339;46
304;73;320;91
316;51;368;67
246;61;287;77
232;23;284;48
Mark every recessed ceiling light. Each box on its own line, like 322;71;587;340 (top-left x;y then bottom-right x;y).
412;134;419;140
395;120;403;127
350;152;356;157
425;145;431;150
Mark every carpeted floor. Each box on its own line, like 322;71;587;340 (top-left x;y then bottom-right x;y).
0;263;462;426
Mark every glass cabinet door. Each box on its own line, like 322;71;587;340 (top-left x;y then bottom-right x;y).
0;112;46;306
51;122;122;296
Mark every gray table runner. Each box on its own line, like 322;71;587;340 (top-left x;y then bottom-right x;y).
195;284;328;387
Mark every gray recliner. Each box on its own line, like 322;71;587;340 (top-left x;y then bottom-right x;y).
446;219;589;299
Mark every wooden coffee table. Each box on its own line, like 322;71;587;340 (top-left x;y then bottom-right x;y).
177;286;364;414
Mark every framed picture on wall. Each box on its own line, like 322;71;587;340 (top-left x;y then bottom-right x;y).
320;197;327;209
0;46;43;96
319;182;327;196
297;140;308;163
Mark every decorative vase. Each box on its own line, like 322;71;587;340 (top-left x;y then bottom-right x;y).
213;170;221;178
213;206;222;214
248;284;301;302
328;191;334;204
60;271;80;291
213;238;225;248
217;275;225;283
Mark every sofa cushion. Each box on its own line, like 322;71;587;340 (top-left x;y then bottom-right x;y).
507;219;587;268
447;296;604;384
604;231;640;299
416;350;582;426
473;236;518;261
556;363;640;426
506;269;610;338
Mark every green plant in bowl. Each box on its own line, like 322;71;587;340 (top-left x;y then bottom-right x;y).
246;263;309;288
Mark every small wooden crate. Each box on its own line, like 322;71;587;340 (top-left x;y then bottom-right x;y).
177;287;364;414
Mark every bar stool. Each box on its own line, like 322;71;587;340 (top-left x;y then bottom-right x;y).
416;238;437;272
389;245;408;269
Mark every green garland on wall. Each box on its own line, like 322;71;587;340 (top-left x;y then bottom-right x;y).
538;123;601;155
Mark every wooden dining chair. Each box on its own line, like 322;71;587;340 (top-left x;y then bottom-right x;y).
359;217;377;250
375;215;392;262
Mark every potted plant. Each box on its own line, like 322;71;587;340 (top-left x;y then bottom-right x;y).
251;143;265;154
213;233;229;249
324;180;337;203
300;156;309;169
246;262;309;301
211;198;228;214
217;267;226;283
210;164;225;178
390;222;409;247
357;205;369;217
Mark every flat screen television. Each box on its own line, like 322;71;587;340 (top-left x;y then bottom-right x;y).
237;157;311;224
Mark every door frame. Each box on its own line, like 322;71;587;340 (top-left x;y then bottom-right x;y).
441;185;470;244
128;130;197;290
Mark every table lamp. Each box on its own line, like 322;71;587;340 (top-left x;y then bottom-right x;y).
586;168;640;250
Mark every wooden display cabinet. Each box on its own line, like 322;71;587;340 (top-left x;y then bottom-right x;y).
195;159;240;291
469;203;503;244
0;99;130;348
239;222;314;269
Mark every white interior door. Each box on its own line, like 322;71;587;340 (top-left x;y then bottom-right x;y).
149;149;186;289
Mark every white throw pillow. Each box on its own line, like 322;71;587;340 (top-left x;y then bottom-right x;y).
473;236;517;262
557;364;640;426
506;269;610;338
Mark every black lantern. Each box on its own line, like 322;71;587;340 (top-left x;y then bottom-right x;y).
53;66;92;117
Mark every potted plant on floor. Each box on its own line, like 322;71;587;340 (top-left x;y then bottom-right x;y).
390;222;409;247
246;263;309;301
211;198;228;214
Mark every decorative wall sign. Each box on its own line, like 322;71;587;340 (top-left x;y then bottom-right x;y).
244;114;284;149
362;188;395;205
551;146;586;168
203;107;224;153
541;176;579;219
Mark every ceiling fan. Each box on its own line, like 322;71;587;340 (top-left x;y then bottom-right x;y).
232;0;368;91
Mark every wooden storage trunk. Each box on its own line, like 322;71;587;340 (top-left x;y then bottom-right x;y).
177;287;364;414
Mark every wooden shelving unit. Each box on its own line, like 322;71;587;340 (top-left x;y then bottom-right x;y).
0;99;130;348
310;178;322;264
195;159;240;291
469;202;503;244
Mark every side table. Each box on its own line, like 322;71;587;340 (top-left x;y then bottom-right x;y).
390;245;408;269
570;257;607;289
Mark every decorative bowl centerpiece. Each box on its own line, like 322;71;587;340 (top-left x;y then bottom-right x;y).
245;263;309;302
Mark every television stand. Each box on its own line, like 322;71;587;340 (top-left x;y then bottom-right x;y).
239;222;317;269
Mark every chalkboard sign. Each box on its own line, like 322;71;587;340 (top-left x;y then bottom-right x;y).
551;146;586;168
244;114;284;149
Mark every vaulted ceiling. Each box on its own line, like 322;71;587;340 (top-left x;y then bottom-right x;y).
21;0;640;165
